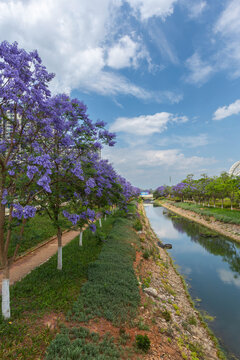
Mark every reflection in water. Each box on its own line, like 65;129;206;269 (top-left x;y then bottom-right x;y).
217;268;240;288
145;205;240;359
167;212;240;276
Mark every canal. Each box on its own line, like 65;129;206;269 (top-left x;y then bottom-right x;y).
144;204;240;360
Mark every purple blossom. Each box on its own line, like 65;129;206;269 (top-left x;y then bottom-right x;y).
62;210;80;225
71;164;84;180
1;189;8;205
23;205;36;219
37;174;51;193
8;169;15;176
27;165;39;180
89;224;96;233
86;178;96;188
12;204;23;219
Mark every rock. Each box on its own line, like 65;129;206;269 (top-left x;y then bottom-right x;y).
144;287;158;298
157;241;172;249
164;244;172;249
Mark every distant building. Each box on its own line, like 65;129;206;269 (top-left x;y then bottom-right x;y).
229;161;240;176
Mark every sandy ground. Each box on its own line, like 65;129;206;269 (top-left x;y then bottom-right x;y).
0;230;79;291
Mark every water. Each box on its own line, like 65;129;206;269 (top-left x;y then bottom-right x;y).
144;204;240;360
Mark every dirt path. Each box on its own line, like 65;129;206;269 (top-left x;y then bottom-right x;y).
161;202;240;243
0;230;79;291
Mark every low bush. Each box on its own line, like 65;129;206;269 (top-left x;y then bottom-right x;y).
45;326;121;360
133;219;143;231
135;334;151;352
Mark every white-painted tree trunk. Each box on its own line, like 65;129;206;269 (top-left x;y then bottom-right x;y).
79;230;83;246
57;246;62;270
57;227;62;270
99;218;102;228
2;278;10;319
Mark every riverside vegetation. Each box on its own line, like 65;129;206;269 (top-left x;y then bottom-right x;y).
1;200;226;359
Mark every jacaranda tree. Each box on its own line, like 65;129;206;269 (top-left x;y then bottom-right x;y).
0;41;56;318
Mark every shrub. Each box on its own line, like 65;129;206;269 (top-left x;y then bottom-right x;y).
161;309;171;322
135;334;151;352
133;219;143;231
143;250;150;259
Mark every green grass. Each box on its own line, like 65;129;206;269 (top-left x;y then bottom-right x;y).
7;212;72;258
171;202;240;225
0;217;114;360
45;214;141;359
45;326;122;360
69;217;141;325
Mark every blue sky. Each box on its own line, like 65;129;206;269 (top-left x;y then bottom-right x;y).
1;0;240;189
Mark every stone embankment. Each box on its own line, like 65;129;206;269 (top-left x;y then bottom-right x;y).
161;201;240;243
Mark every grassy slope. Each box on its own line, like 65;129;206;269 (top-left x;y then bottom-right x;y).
45;215;141;359
0;218;113;360
167;201;240;225
0;206;141;360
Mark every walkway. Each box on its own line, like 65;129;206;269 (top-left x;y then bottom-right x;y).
0;230;79;291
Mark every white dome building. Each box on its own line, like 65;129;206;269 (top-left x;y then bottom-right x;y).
229;161;240;176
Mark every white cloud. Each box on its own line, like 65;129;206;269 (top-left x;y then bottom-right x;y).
104;147;215;170
138;149;214;168
0;0;179;100
217;268;240;288
158;134;209;148
148;23;179;65
213;99;240;120
127;0;178;21
184;1;207;19
214;0;240;37
214;0;240;78
110;112;188;135
107;35;140;69
185;52;214;86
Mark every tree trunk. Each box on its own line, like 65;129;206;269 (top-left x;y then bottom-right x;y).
99;218;102;228
57;227;62;270
231;198;233;211
221;198;224;209
2;265;10;319
105;214;107;221
79;229;83;246
214;198;216;208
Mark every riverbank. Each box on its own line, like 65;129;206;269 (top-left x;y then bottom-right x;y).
157;200;240;243
137;203;224;360
0;203;225;359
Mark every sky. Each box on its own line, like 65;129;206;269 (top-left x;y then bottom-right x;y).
0;0;240;189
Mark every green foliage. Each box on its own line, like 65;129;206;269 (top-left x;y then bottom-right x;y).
45;326;121;360
142;250;150;259
0;217;114;359
7;212;71;258
173;202;240;225
133;219;142;231
187;315;197;326
69;217;140;325
95;229;107;244
161;309;171;322
135;334;150;352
